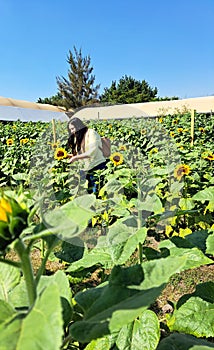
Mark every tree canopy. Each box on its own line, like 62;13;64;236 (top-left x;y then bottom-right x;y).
37;92;65;107
100;75;158;104
56;46;100;110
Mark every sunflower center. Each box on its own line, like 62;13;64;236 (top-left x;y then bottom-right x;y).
57;151;64;157
113;155;120;162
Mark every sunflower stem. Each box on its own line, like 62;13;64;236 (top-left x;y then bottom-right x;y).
14;238;37;307
137;176;143;264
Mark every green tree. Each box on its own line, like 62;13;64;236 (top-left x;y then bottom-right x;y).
100;75;158;104
56;46;100;110
37;92;65;107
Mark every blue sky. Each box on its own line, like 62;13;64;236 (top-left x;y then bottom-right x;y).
0;0;213;102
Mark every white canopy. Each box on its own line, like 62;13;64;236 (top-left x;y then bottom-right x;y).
0;96;70;122
71;96;214;120
0;105;69;122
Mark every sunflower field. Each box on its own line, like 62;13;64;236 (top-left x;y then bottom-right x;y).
0;110;214;350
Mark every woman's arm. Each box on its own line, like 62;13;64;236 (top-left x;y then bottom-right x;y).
68;153;90;163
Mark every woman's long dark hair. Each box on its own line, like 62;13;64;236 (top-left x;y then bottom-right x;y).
67;117;88;155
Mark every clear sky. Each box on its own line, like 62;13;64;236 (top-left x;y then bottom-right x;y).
0;0;213;102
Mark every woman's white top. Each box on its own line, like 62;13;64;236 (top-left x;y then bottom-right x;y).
80;128;105;171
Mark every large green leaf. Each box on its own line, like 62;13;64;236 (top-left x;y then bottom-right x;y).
17;283;63;350
39;194;96;240
192;187;214;202
66;245;112;272
177;282;214;309
167;297;214;338
157;333;214;349
0;299;15;324
137;194;163;214
116;310;160;350
158;239;213;271
38;270;73;327
0;283;63;350
0;314;23;350
107;220;147;264
70;256;188;343
8;278;28;308
0;262;20;302
38;270;72;302
140;255;188;290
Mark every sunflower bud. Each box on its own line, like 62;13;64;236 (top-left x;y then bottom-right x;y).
0;196;29;253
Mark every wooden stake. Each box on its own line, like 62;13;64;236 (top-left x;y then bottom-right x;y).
52;119;57;143
190;109;195;147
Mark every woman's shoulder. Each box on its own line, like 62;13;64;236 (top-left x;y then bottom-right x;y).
87;128;100;138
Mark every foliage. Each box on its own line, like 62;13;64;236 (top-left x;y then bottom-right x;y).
0;112;214;349
56;46;100;110
37;92;65;108
100;75;158;104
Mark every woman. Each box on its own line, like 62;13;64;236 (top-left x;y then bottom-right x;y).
67;117;107;195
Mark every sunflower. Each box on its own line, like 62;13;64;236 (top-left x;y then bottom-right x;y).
170;131;175;137
110;152;124;166
199;127;205;133
0;197;12;222
149;147;158;155
20;138;29;145
174;164;191;181
51;141;60;149
177;128;183;133
119;145;127;151
205;153;214;161
47;141;60;149
6;138;14;146
54;147;68;161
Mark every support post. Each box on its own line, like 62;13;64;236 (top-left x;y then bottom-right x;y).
52;119;57;143
190;109;195;147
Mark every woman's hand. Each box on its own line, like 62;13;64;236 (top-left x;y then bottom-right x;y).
67;153;74;158
68;155;78;163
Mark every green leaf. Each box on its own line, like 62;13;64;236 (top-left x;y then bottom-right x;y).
157;333;214;349
66;241;112;272
167;297;214;338
16;283;63;350
8;278;28;308
40;194;96;240
116;310;160;350
140;255;188;290
177;282;214;308
12;173;29;181
0;262;20;302
185;230;210;252
107;222;147;264
54;237;85;263
37;270;72;303
206;233;214;255
192;187;214;202
0;300;15;324
0;314;23;349
84;335;114;350
159;240;213;271
38;270;73;328
70;257;187;343
137;194;163;214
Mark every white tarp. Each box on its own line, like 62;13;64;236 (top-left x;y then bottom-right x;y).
71;96;214;120
0;105;69;122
